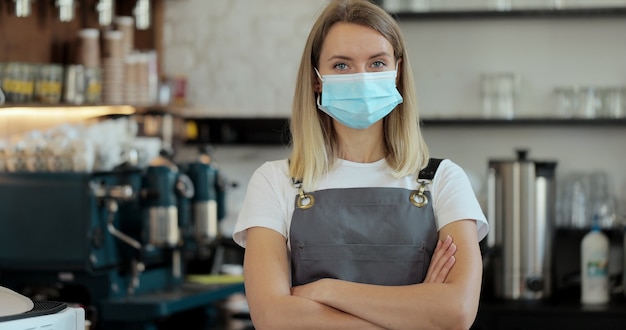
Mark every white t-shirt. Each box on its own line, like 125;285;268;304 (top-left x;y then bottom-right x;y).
232;158;488;248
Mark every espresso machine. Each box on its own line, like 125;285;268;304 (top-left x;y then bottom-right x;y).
0;147;238;329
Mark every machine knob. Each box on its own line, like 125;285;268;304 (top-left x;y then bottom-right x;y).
526;276;544;292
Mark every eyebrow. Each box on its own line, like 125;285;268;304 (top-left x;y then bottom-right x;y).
326;52;393;62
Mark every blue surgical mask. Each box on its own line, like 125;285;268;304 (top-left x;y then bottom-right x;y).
315;68;403;129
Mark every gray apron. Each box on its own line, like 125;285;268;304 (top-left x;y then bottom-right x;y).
289;158;443;286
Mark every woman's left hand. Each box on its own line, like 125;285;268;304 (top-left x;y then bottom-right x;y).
423;235;457;283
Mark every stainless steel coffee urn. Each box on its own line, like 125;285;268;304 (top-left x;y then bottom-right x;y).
486;149;557;300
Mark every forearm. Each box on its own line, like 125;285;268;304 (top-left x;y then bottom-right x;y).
310;279;477;330
243;227;385;330
297;222;484;330
248;292;385;330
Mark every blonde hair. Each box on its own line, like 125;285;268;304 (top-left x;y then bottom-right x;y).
289;0;429;191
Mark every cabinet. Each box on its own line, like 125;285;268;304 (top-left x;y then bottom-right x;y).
0;0;164;66
0;0;177;138
472;297;626;330
0;0;166;108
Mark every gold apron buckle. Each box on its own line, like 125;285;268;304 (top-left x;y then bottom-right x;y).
410;181;428;208
296;191;315;209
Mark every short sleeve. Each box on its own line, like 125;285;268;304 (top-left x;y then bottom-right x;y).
232;161;291;248
432;160;489;241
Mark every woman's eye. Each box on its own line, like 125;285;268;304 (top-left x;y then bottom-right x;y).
372;61;386;69
334;63;348;71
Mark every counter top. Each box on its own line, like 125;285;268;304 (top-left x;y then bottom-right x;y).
474;294;626;329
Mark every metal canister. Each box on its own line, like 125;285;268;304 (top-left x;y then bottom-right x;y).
486;149;557;300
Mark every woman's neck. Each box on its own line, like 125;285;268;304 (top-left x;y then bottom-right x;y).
334;121;385;163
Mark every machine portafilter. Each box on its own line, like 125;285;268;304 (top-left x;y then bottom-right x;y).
91;180;146;294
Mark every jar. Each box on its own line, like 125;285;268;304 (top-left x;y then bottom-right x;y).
0;62;6;89
36;64;64;104
481;72;520;119
554;87;579;118
598;87;625;119
0;62;6;104
3;62;37;104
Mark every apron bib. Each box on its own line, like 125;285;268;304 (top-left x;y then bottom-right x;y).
289;158;443;286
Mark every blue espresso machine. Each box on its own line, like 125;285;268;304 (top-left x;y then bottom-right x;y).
0;151;241;329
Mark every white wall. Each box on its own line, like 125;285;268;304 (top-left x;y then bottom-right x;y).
164;1;626;228
162;0;327;117
401;17;626;118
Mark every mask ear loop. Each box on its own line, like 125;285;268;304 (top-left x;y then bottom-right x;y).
314;68;324;110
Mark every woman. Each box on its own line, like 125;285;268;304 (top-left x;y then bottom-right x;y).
233;0;489;329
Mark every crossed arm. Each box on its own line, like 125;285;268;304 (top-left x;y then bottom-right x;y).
242;219;482;330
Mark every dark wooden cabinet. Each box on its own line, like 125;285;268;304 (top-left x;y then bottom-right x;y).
0;0;163;69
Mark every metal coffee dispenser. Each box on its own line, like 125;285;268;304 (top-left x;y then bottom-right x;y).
486;149;557;300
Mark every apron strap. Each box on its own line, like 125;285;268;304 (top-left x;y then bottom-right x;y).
418;158;444;180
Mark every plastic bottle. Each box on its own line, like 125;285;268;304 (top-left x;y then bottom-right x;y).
580;215;610;305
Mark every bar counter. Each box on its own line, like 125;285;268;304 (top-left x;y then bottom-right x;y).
473;293;626;329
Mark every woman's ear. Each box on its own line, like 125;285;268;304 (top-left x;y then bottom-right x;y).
312;69;322;93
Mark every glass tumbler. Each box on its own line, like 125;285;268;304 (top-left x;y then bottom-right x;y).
481;73;520;119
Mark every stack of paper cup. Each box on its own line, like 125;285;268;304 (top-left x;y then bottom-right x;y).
145;50;159;104
102;30;125;104
124;53;138;105
115;16;135;57
123;52;153;106
135;52;152;105
77;29;100;68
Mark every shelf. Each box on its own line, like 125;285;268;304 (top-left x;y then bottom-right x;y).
420;117;626;126
389;7;626;20
0;104;186;116
184;117;626;145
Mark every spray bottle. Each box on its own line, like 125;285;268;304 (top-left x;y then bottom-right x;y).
581;214;610;305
